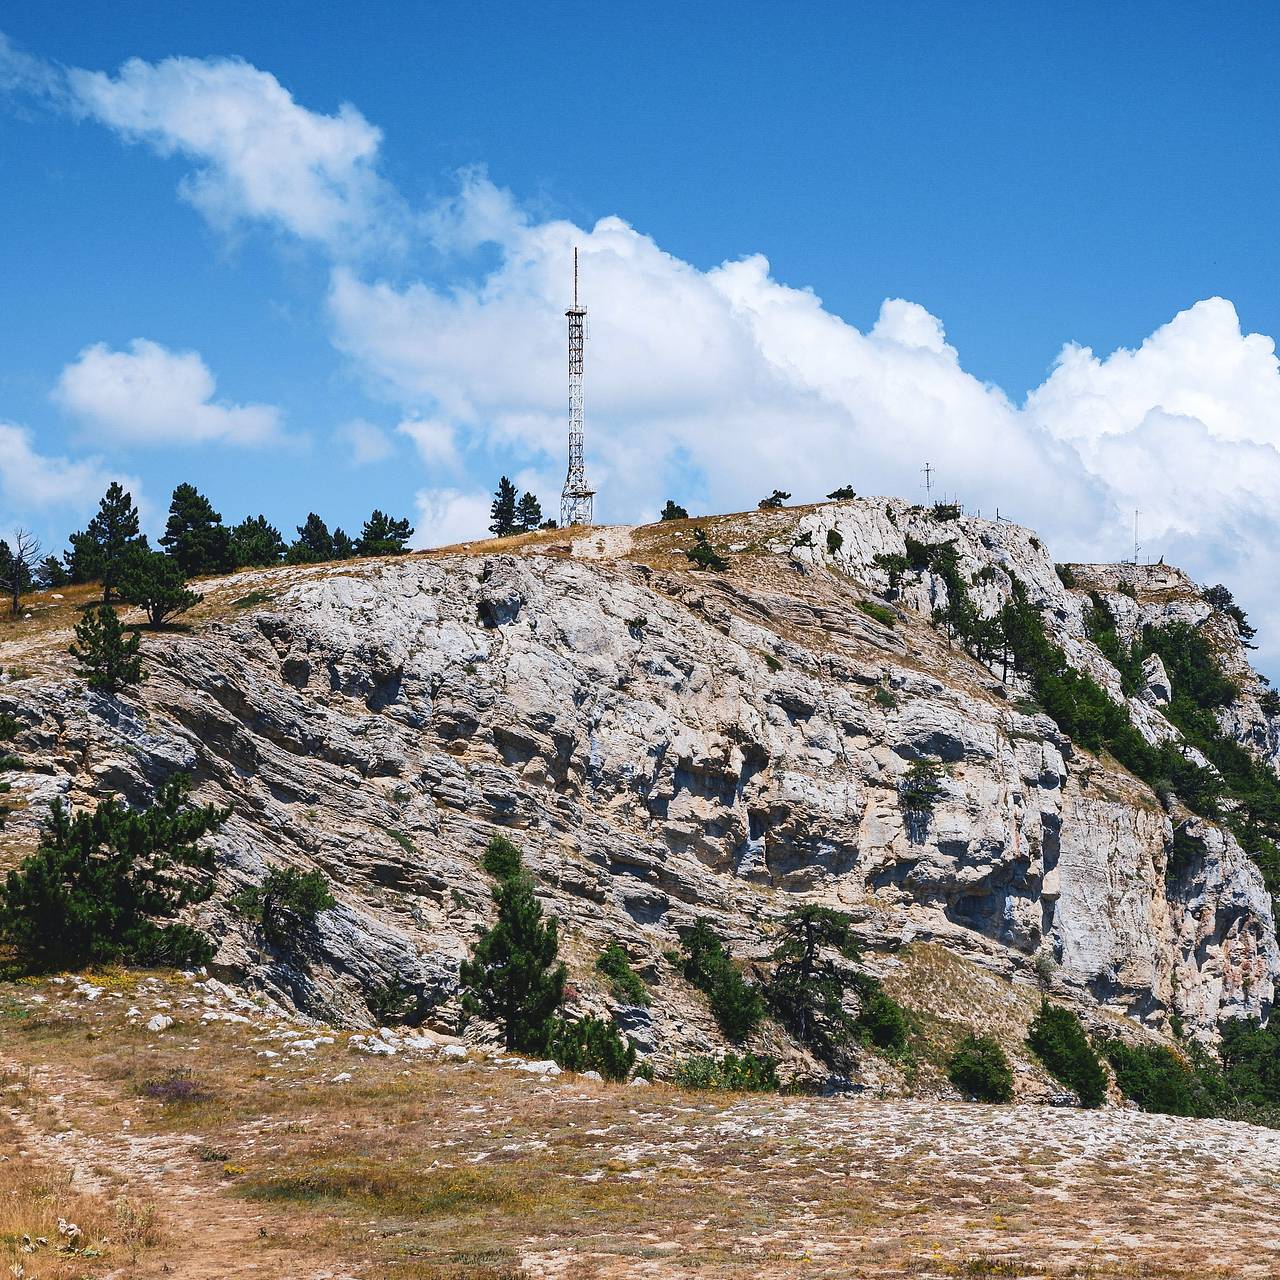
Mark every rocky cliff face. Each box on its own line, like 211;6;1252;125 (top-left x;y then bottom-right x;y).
2;497;1276;1067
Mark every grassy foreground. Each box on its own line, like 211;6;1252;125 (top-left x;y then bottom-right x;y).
3;970;1280;1279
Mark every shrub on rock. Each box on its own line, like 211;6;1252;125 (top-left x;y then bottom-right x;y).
548;1014;636;1080
947;1034;1014;1102
1027;1000;1107;1108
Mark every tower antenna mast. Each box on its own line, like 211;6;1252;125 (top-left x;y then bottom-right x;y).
922;461;934;502
560;246;595;527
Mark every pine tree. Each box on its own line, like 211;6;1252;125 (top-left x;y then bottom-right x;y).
684;528;729;572
119;551;202;627
69;603;143;694
229;516;286;568
758;489;791;510
356;510;414;556
660;500;689;521
34;556;69;589
767;906;860;1064
460;847;566;1053
489;477;518;537
63;530;106;586
0;774;228;972
827;485;856;500
286;513;335;564
160;484;233;577
332;527;355;559
79;483;146;601
515;493;543;534
232;867;335;952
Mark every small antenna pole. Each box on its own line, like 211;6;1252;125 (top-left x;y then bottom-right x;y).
1134;508;1141;566
922;462;933;502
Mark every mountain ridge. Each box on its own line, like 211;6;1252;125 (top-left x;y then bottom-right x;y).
2;494;1276;1087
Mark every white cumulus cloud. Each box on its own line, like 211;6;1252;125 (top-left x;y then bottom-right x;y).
0;421;137;512
397;417;459;469
410;487;492;549
66;54;401;254
54;338;281;447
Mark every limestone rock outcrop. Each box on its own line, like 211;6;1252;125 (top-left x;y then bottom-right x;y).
2;496;1276;1058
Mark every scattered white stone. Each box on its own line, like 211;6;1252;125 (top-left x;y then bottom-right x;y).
257;1050;280;1059
349;1034;398;1056
442;1044;467;1059
580;1070;604;1082
331;1072;353;1083
146;1014;173;1032
628;1077;651;1087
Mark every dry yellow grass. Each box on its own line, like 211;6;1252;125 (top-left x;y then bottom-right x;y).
2;972;1276;1278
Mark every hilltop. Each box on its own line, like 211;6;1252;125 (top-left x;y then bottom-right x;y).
6;494;1280;1275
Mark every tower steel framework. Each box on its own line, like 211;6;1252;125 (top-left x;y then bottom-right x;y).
560;247;595;527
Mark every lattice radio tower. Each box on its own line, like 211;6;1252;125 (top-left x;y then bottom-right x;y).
560;247;596;527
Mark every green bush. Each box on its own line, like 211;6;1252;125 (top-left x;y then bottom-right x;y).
0;775;226;973
481;834;523;881
872;552;910;592
899;759;945;814
1218;1018;1280;1110
233;867;335;950
0;700;20;831
931;502;961;521
826;529;844;555
1054;563;1077;589
677;918;765;1042
596;941;650;1005
1100;1039;1199;1116
548;1014;636;1080
1026;1000;1107;1107
366;975;423;1026
857;600;896;628
851;972;909;1052
948;1034;1014;1102
672;1052;779;1092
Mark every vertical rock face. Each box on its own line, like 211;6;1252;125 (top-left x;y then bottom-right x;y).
1;497;1276;1049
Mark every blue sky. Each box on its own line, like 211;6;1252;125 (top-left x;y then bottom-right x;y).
5;4;1280;658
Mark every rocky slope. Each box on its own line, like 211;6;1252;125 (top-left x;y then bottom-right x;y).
2;497;1277;1076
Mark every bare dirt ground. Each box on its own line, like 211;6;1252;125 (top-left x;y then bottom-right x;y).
3;971;1279;1280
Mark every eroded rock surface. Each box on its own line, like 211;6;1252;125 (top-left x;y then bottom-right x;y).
2;497;1276;1054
